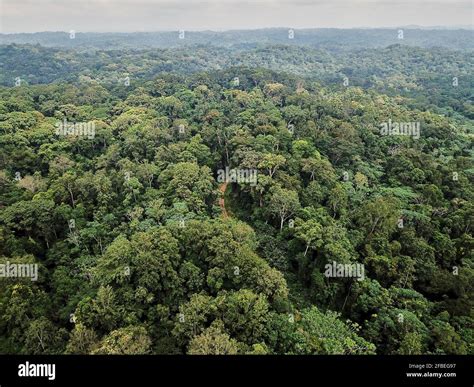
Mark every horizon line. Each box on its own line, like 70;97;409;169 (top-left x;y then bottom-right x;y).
2;25;473;35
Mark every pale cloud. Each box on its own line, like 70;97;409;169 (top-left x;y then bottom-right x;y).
0;0;472;32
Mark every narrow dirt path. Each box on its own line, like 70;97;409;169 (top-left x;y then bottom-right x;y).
218;182;229;219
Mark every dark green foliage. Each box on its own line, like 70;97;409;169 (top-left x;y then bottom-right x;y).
0;31;472;354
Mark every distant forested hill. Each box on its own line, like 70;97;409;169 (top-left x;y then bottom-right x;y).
1;28;473;50
2;42;472;119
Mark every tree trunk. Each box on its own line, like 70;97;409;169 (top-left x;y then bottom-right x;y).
68;186;75;208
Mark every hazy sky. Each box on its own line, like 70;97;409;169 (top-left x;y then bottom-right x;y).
1;0;472;33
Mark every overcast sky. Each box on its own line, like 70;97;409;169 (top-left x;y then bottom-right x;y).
0;0;472;33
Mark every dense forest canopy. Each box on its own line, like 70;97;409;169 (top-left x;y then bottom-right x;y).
0;28;472;355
